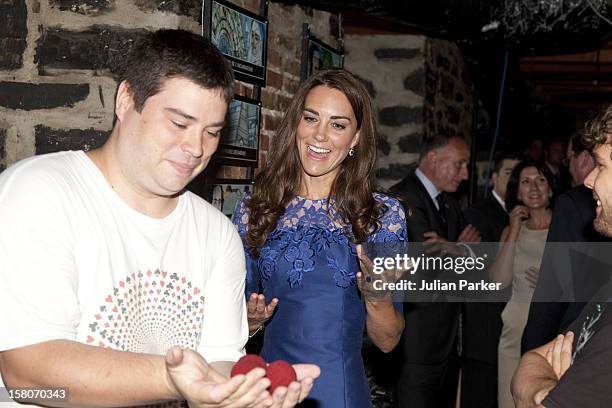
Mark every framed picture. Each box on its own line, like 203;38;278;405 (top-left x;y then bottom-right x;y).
203;0;268;85
205;180;254;219
213;95;261;167
301;27;344;81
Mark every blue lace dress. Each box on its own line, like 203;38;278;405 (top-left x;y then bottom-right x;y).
232;193;407;408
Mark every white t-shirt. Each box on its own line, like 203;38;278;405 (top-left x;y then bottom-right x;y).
0;151;247;402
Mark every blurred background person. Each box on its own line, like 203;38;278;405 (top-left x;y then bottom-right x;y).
526;137;544;163
522;130;611;353
390;134;481;408
488;160;554;408
462;151;519;408
544;138;572;193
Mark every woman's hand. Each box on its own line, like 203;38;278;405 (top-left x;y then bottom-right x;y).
355;244;407;302
247;293;278;335
509;205;529;234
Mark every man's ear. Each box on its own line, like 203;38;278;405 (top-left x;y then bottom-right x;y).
578;150;593;171
115;80;135;122
427;150;437;166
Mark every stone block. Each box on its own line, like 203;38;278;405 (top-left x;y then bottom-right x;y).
35;125;110;154
377;134;390;156
446;105;461;126
377;163;414;180
353;73;376;98
398;133;421;153
374;48;420;60
436;54;451;71
440;74;455;99
404;68;425;96
262;113;280;134
36;26;148;75
0;82;89;110
0;127;6;162
261;89;275;109
48;0;113;16
282;76;299;94
0;0;27;69
135;0;202;23
266;69;283;90
379;106;423;127
259;133;269;151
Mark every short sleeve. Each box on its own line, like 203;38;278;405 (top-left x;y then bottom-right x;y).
231;195;250;239
231;195;261;297
543;323;612;407
370;193;408;243
198;219;248;363
0;160;81;351
369;194;408;311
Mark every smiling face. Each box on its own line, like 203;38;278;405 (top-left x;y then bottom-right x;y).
517;166;551;210
584;138;612;236
115;76;228;199
296;85;360;194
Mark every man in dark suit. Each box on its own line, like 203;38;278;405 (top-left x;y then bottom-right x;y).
521;131;610;353
461;152;519;408
390;134;480;408
544;138;572;194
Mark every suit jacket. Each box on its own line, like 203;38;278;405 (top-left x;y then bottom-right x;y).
462;195;508;364
390;170;466;363
522;185;612;353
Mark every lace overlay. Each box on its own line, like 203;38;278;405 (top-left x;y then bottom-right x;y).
233;193;407;288
232;192;407;408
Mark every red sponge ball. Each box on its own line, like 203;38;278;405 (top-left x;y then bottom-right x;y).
266;360;297;393
231;354;266;377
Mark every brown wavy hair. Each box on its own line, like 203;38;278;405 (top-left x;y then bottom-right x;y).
245;69;383;254
583;103;612;152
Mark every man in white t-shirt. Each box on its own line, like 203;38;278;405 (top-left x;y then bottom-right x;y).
0;29;319;408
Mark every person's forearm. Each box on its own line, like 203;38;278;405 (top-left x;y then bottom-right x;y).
366;301;404;353
511;351;558;408
0;339;179;407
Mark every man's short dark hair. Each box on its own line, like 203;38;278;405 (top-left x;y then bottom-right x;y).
583;103;612;152
419;134;465;162
545;137;565;149
570;131;588;154
493;151;521;174
120;29;234;112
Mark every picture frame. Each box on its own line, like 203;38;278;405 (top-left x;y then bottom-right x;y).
203;0;268;85
301;26;344;81
205;180;254;219
213;94;261;167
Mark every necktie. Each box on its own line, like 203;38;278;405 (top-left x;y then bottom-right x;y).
436;194;448;233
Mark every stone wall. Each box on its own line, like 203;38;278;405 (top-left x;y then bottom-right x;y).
344;34;425;189
344;34;474;189
0;0;337;175
424;38;475;143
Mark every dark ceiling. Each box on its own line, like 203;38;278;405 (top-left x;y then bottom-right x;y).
274;0;612;149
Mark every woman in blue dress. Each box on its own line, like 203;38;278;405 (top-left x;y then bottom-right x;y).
232;69;407;407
